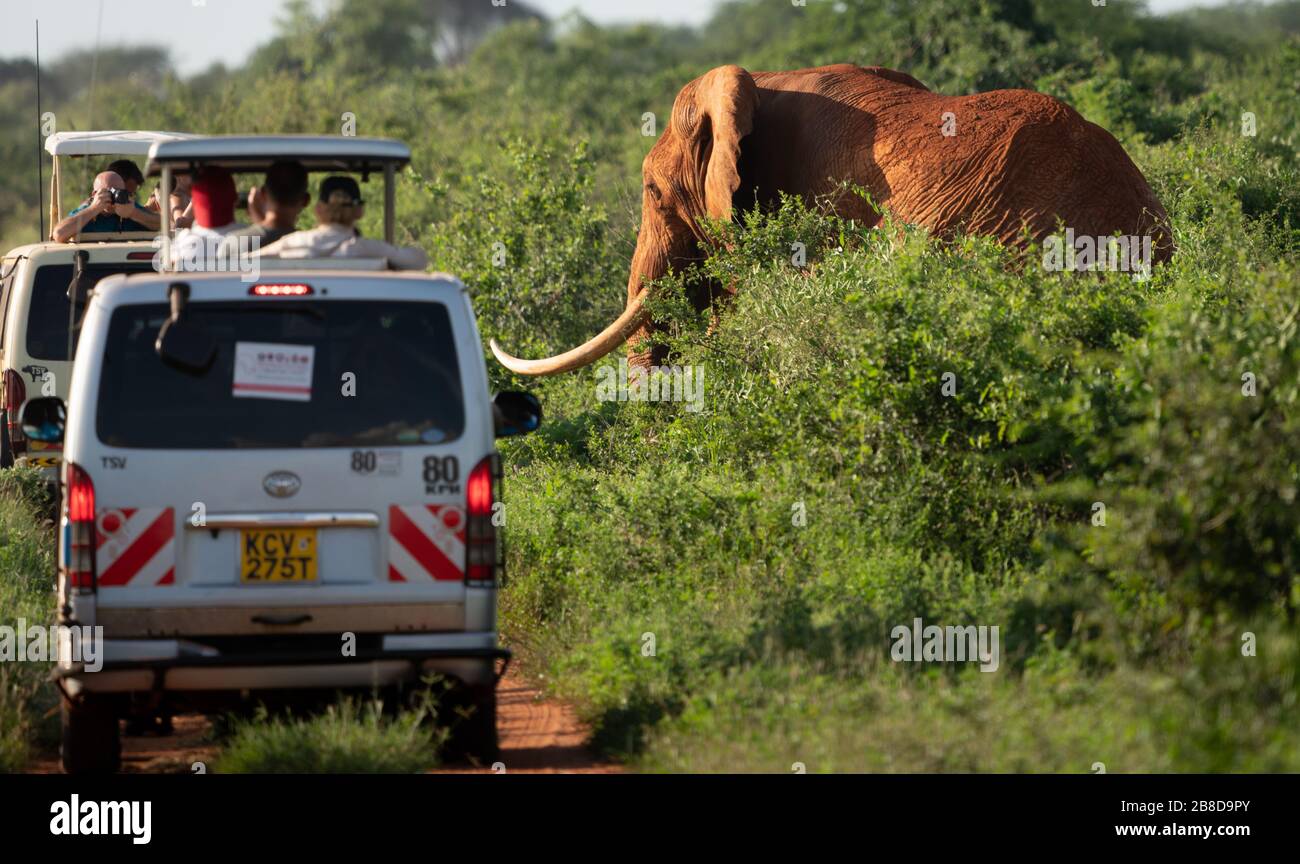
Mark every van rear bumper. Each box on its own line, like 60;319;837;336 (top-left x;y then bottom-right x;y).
55;632;509;695
95;602;470;637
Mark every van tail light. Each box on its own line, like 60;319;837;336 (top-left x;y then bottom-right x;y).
250;283;313;296
3;369;26;453
63;462;97;592
465;454;502;586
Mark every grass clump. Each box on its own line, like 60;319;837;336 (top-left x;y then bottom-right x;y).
214;694;447;774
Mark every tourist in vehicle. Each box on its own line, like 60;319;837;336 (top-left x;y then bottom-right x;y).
105;159;143;197
222;160;310;252
51;171;156;242
149;173;194;229
170;166;247;270
103;159;162;231
255;175;428;270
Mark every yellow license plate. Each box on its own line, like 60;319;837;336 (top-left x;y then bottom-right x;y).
240;529;318;582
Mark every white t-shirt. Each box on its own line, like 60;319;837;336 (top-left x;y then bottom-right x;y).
170;222;247;272
255;223;428;271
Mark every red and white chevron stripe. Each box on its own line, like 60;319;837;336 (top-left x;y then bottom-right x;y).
96;507;176;587
388;504;465;582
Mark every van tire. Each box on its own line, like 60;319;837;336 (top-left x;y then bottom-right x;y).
61;695;122;775
443;684;498;764
0;411;12;469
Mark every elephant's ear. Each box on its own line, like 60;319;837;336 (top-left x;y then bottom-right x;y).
674;65;758;222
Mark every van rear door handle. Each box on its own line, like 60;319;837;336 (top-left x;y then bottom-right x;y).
251;613;313;626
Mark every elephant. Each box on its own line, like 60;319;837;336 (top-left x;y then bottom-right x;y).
490;63;1173;376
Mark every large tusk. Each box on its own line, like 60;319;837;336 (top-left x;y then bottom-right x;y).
490;294;648;376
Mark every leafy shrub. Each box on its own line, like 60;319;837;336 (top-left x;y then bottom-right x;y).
0;469;58;773
499;87;1300;767
422;137;626;388
214;693;446;774
1082;265;1300;627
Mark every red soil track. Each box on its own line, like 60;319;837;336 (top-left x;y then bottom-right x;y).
28;668;615;774
434;669;618;774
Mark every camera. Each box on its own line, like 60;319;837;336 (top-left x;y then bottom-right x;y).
109;187;132;205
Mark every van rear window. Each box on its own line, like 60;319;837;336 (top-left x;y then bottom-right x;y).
96;300;465;449
27;263;153;361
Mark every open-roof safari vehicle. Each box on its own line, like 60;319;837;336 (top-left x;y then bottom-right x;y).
148;134;409;251
17;135;542;773
1;131;194;475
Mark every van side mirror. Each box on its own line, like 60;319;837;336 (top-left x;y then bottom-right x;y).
492;391;542;437
155;282;216;374
19;396;66;444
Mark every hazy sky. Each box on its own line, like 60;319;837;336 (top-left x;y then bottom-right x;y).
2;0;1223;75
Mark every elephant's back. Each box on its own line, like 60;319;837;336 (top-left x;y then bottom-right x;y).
990;91;1172;261
881;88;1172;261
752;64;931;95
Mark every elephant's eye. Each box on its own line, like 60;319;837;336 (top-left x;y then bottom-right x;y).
645;182;662;203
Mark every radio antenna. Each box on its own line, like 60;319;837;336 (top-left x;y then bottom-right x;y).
83;0;105;220
36;20;43;242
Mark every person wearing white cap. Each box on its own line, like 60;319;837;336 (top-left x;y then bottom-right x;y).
255;175;428;271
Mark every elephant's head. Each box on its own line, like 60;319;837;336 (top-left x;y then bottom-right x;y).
491;65;759;375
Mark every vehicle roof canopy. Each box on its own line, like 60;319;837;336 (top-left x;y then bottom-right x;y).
42;131;199;244
45;130;198;158
145;135;411;177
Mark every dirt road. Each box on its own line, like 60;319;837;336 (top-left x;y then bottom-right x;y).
30;668;615;774
435;669;618;774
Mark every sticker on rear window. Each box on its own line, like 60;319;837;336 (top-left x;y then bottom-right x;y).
232;342;315;402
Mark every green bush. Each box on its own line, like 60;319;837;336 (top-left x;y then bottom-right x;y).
423;137;626;382
498;85;1300;766
214;693;447;774
1082;264;1300;628
0;469;58;773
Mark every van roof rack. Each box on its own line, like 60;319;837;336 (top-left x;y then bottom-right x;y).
46;130;198;158
43;131;197;242
67;231;159;245
146;135;412;249
145;135;410;176
256;257;390;271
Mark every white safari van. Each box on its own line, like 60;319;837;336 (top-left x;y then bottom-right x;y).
1;131;194;475
0;242;159;472
20;137;541;773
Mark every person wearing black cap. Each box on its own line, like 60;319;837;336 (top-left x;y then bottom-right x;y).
254;175;428;270
105;159;162;232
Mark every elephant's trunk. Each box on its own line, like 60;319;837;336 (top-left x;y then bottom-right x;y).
490;230;668;377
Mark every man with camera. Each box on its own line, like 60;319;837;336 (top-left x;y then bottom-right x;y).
51;169;159;242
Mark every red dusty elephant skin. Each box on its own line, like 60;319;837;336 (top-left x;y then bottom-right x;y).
491;64;1174;376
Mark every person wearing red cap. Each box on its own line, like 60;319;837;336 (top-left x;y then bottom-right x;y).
171;166;247;271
